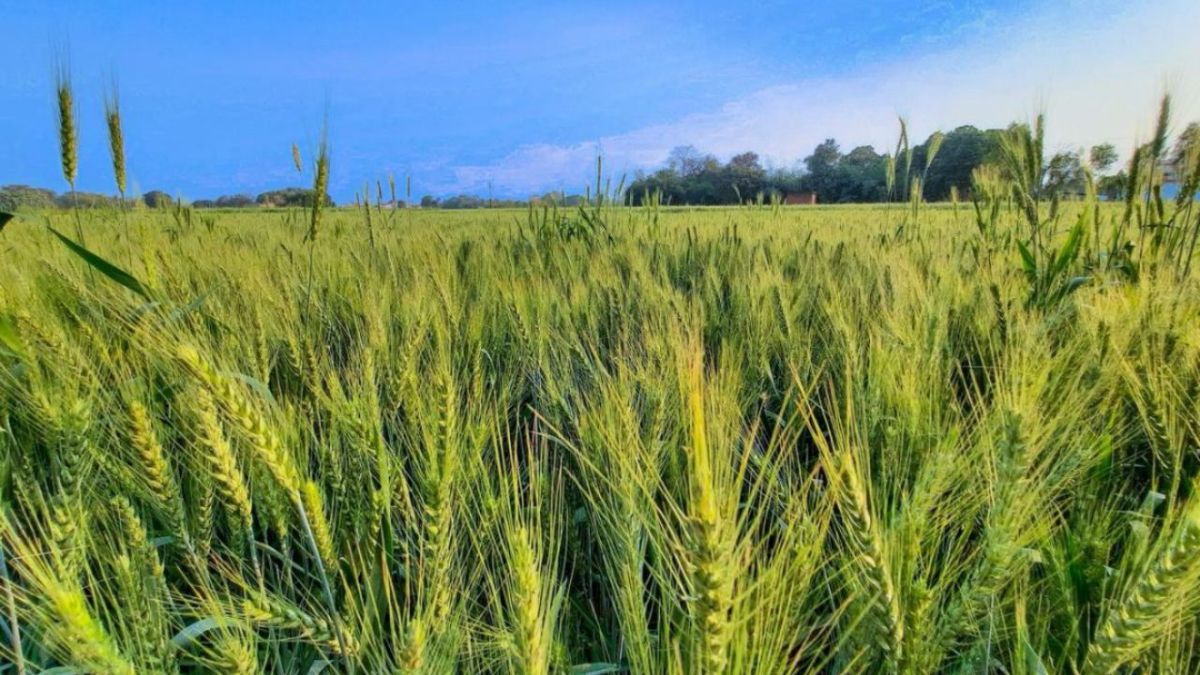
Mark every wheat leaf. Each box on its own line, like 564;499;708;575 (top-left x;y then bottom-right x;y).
47;226;150;299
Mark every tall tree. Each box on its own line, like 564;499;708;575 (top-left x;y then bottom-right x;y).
803;139;842;202
1045;150;1086;199
1172;122;1199;165
837;146;887;202
142;190;174;208
1089;143;1119;174
667;145;706;178
726;152;766;202
920;126;1002;201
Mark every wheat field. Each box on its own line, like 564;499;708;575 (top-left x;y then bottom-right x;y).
2;100;1200;673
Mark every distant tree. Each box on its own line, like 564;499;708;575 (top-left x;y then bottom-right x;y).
1089;143;1119;174
726;152;767;202
804;139;840;175
627;169;678;205
256;188;333;208
529;191;586;206
143;190;174;208
1098;172;1128;201
802;139;843;202
682;155;726;204
919;126;1003;201
1172;122;1200;165
626;127;1002;205
765;167;804;196
193;194;255;208
836;145;887;202
667;145;706;178
727;151;761;171
1045;151;1086;199
420;195;439;208
628;152;807;206
440;194;486;209
0;184;57;211
216;194;256;208
58;191;120;209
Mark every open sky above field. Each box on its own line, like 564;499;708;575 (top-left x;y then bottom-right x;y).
2;0;1199;201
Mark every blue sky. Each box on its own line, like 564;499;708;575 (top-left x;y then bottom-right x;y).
2;0;1198;201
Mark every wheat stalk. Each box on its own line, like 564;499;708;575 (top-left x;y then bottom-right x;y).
213;634;258;674
1085;501;1200;674
176;345;302;496
509;525;551;675
104;85;127;197
1;517;136;674
307;128;330;243
684;360;733;674
301;481;338;573
242;591;356;655
127;401;189;545
109;497;174;672
188;386;253;531
55;64;77;190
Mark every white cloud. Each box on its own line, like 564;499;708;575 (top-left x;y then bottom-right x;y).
445;0;1200;196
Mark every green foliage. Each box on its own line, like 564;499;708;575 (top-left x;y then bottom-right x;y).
56;191;122;209
46;226;151;300
194;194;257;208
1045;150;1087;201
1016;213;1089;309
256;188;335;208
0;184;58;211
1089;143;1119;174
920;126;1005;200
142;190;174;208
628;127;1009;206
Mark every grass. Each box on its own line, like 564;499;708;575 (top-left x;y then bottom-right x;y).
2;96;1200;672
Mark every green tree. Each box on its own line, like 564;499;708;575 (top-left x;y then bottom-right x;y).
678;155;725;204
440;194;486;209
0;185;57;211
667;145;706;177
57;191;119;209
725;152;766;202
255;188;333;208
1089;143;1119;174
216;194;256;208
919;126;1003;201
1045;150;1086;200
143;190;174;208
836;145;887;202
1172;123;1199;166
802;139;842;202
1097;172;1128;201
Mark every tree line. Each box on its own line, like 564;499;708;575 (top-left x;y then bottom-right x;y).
625;124;1153;206
0;185;335;212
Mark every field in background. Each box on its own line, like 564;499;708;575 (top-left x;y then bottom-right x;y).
1;196;1200;674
